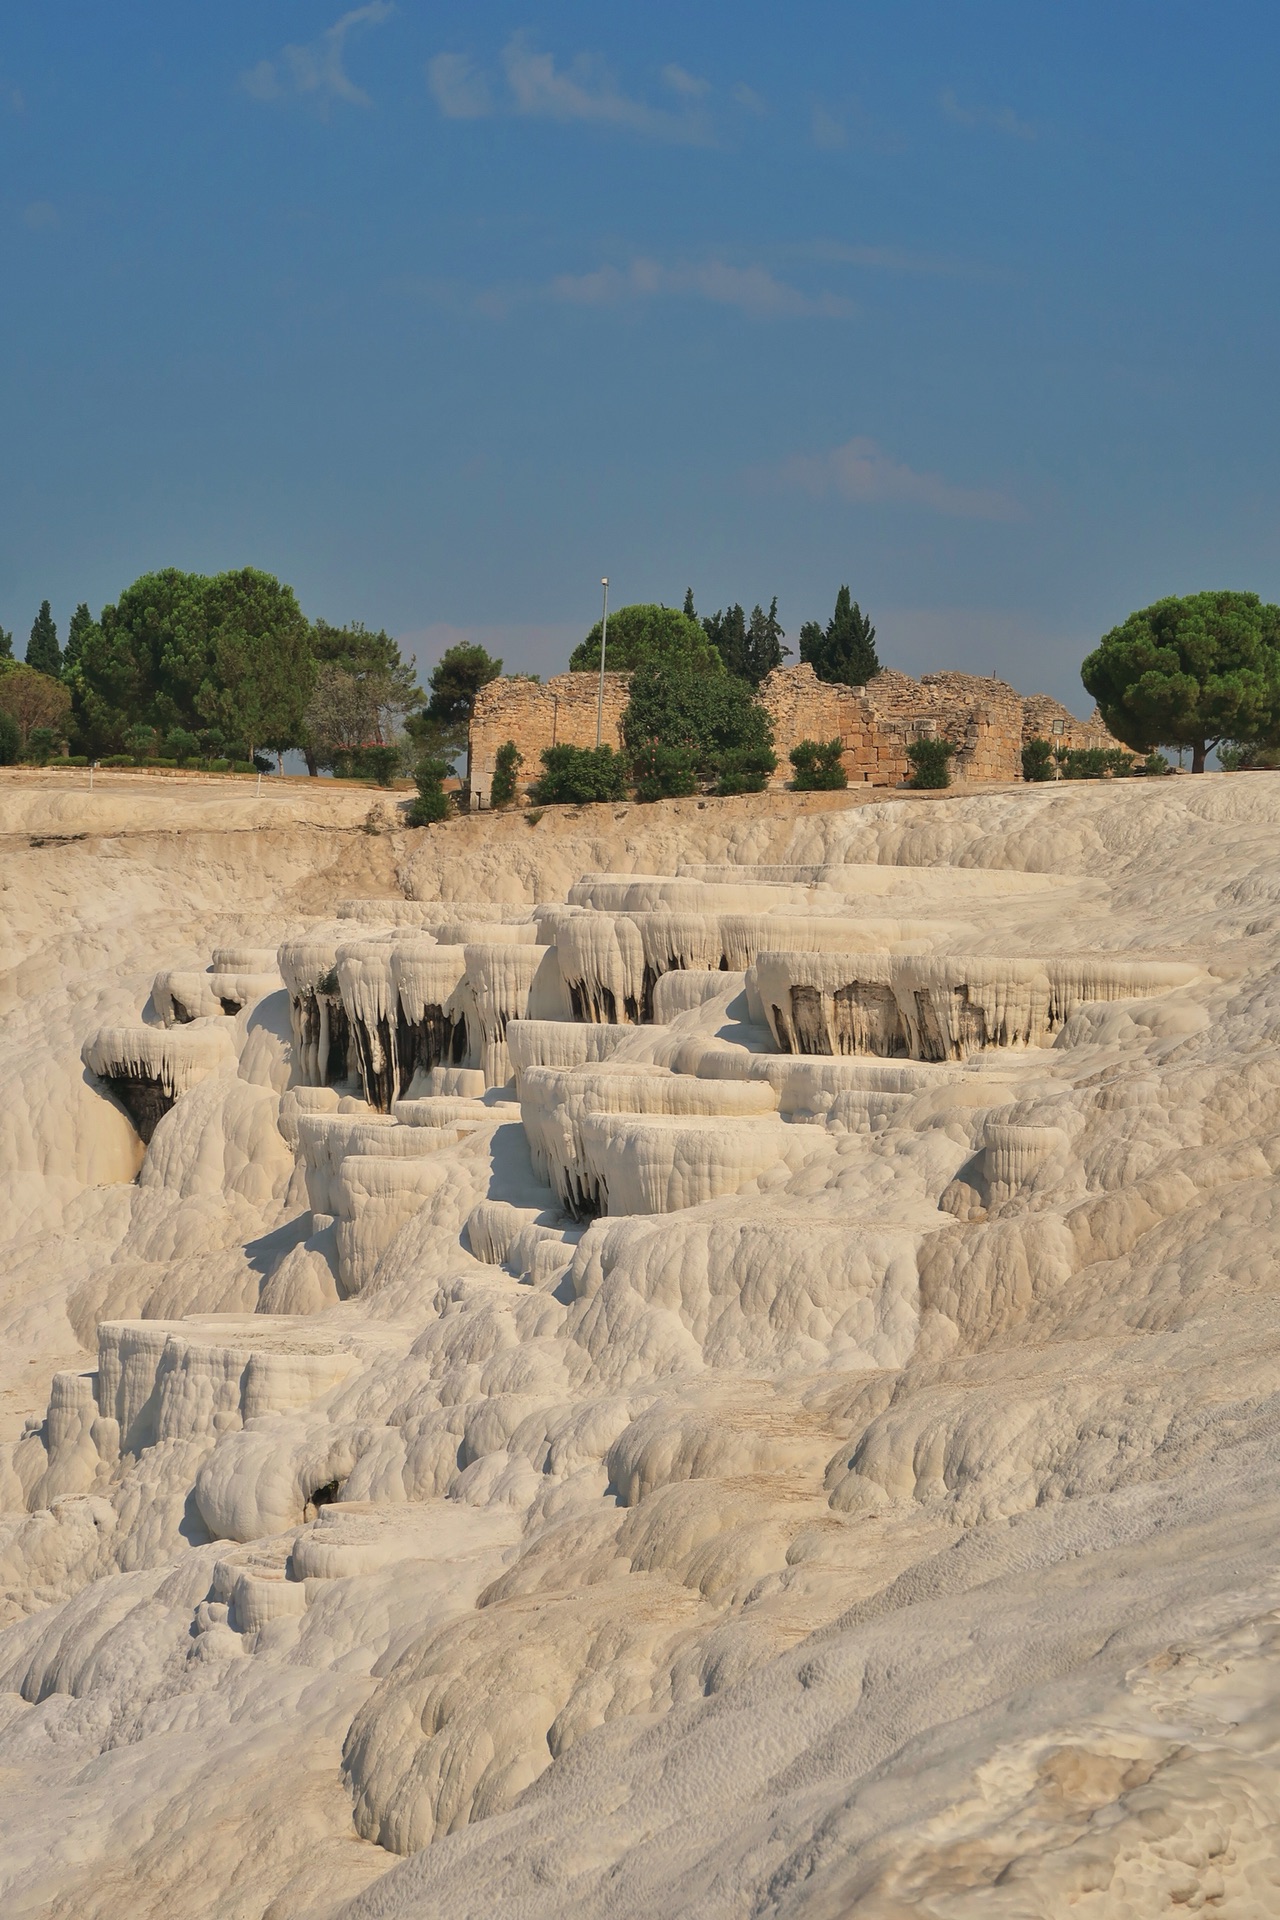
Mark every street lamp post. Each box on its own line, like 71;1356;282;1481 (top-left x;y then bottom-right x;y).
595;577;609;748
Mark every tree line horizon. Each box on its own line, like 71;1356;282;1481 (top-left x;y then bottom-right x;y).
0;570;880;784
0;570;1275;792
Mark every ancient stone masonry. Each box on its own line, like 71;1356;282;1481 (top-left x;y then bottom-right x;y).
469;663;1121;802
760;664;1122;789
469;672;630;807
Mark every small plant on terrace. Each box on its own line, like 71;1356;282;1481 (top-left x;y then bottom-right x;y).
489;740;523;808
1021;737;1055;782
906;737;955;789
789;738;848;791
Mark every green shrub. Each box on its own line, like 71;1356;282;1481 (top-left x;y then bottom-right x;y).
207;758;232;773
906;737;956;789
714;745;778;795
62;755;89;767
528;743;628;806
231;760;256;774
124;723;159;761
789;738;848;791
350;744;400;785
99;754;134;767
26;726;58;766
165;728;200;765
152;758;178;768
489;740;523;808
1056;746;1135;780
632;744;699;802
0;710;19;765
1021;737;1055;782
1136;749;1171;776
407;753;452;825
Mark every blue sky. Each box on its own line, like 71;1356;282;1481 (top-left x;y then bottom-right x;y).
3;2;1278;709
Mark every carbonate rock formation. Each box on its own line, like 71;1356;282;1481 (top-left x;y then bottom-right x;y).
6;770;1280;1918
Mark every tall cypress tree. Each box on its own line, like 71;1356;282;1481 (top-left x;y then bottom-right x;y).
26;600;62;677
743;598;788;685
63;603;93;673
0;625;12;661
799;586;879;686
704;603;748;679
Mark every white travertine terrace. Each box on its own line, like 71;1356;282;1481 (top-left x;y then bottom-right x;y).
519;1063;779;1214
80;1021;239;1142
543;907;648;1023
278;924;371;1087
155;967;285;1025
751;950;1201;1059
210;945;283;973
11;774;1280;1919
463;942;566;1086
391;1095;492;1130
568;873;817;912
389;939;472;1089
336;939;405;1111
151;967;226;1024
424;919;544;947
506;1016;633;1089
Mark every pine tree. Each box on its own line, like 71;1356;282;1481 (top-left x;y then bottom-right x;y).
63;603;93;673
682;587;697;621
0;625;12;661
26;600;62;677
799;586;879;686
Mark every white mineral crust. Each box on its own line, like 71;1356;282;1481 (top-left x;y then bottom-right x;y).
4;773;1280;1917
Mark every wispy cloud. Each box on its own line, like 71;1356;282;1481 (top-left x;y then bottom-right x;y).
661;63;709;99
22;200;59;232
773;435;1024;521
810;104;846;151
427;51;492;119
733;83;767;116
809;97;905;156
242;2;393;113
425;36;713;143
2;80;23;114
549;256;856;319
941;88;1035;140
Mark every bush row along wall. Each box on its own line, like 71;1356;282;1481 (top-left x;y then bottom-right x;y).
468;663;1121;804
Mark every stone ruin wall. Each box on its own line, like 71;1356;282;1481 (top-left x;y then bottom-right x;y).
469;672;630;807
468;663;1122;805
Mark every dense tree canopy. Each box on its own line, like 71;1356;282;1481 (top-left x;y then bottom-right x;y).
0;662;71;749
1082;590;1280;774
799;587;880;686
198;569;316;755
68;567;315;758
569;604;721;677
26;601;61;677
702;599;789;686
621;653;774;798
